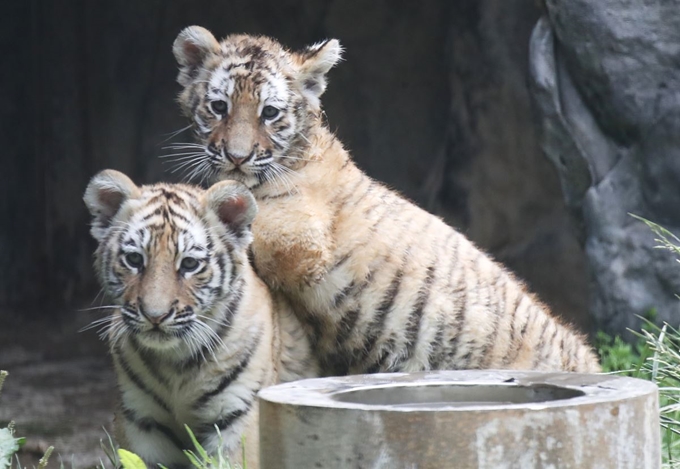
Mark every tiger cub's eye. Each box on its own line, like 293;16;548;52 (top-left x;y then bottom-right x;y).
180;257;200;273
124;252;144;269
261;105;280;120
210;100;228;115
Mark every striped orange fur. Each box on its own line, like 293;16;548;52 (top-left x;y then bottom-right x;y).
171;27;601;376
84;170;316;468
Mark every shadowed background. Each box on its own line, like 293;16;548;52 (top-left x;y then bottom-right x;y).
1;0;588;329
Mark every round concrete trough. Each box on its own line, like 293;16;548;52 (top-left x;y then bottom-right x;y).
258;370;659;469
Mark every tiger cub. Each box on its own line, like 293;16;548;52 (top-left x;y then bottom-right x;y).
84;170;317;468
171;27;601;375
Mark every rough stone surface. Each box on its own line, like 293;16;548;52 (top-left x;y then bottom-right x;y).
259;371;660;469
529;0;680;336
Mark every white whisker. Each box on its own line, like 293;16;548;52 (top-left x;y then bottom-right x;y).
170;155;210;175
296;131;312;145
158;125;193;144
79;316;116;333
78;305;118;312
158;152;206;159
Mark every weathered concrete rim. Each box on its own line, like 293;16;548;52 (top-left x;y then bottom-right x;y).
258;370;658;412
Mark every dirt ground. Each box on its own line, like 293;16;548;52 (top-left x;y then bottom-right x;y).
0;309;118;468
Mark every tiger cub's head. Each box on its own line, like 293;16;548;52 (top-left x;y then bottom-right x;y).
84;169;256;352
172;27;342;188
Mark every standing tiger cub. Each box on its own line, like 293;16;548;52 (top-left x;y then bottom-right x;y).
171;27;601;375
84;170;317;468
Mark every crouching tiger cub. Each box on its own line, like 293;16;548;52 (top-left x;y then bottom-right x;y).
171;27;601;375
84;170;317;468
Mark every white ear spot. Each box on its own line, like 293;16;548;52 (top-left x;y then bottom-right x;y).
296;39;343;109
173;26;221;86
83;170;140;241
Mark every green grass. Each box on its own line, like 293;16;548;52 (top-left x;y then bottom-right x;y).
112;425;245;469
594;215;680;468
598;319;680;468
0;370;53;469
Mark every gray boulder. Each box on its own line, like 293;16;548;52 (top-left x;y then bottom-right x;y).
529;0;680;335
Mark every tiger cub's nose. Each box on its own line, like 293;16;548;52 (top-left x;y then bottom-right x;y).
138;302;174;325
226;151;251;166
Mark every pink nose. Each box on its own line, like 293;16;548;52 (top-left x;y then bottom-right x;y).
139;305;173;325
226;152;250;166
145;311;172;325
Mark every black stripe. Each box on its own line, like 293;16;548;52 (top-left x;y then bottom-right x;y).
520;306;533;337
533;320;560;369
259;191;290;200
196;401;253;439
212;406;250;431
336;308;360;345
366;336;396;373
503;299;530;368
166;205;191;224
531;314;552;368
336;175;367;208
332;281;355;308
459;271;496;369
121;406;185;451
192;332;261;409
328;252;352;275
141;206;164;221
220;277;245;329
178;279;244;371
330;266;380;321
424;231;457;369
215;252;228;296
367;204;392;234
558;335;568;368
403;263;436;362
319;306;362;375
352;267;404;369
480;271;504;368
320;350;350;377
446;283;467;368
129;335;170;387
349;180;375;208
114;345;171;412
301;308;326;348
507;292;525;346
427;317;446;369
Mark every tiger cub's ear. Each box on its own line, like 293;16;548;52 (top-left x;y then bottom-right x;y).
294;39;343;110
203;181;258;247
84;170;140;241
173;26;221;87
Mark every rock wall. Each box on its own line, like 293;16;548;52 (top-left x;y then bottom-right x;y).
530;0;680;335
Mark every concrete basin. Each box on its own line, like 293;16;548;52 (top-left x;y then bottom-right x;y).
258;370;659;469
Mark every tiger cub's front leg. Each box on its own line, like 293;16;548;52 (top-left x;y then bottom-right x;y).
252;196;334;292
114;407;188;468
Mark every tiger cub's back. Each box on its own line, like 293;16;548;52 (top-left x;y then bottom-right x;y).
291;160;601;375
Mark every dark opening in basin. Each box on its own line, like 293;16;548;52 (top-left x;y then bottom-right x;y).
331;383;585;409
